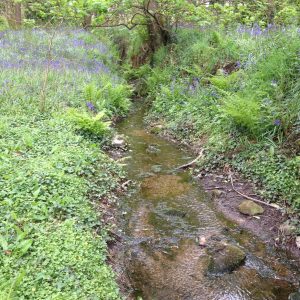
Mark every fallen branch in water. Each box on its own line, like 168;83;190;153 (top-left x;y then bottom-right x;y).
175;149;204;170
229;173;280;209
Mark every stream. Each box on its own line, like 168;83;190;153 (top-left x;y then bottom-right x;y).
116;102;299;300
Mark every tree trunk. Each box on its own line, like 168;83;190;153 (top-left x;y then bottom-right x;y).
14;3;22;27
159;27;172;45
5;0;22;28
82;14;92;29
146;16;172;52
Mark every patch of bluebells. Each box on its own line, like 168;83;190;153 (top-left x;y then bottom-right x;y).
0;29;111;75
170;76;203;97
72;38;108;54
236;23;300;38
188;77;200;95
237;23;273;36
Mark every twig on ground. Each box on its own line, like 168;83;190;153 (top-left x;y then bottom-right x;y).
175;149;204;170
121;180;132;189
229;173;280;209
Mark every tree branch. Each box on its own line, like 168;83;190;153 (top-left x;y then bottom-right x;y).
88;22;146;30
229;173;281;209
175;149;204;170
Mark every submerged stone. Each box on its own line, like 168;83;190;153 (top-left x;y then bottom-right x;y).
141;175;190;199
146;144;161;154
150;124;164;134
238;200;264;216
207;243;246;274
112;134;126;148
151;165;162;173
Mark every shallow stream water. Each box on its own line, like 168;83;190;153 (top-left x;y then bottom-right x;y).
116;102;299;300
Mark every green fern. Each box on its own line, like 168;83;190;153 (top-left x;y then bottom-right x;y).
65;109;110;136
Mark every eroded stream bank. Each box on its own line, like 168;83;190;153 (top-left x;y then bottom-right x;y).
114;102;300;300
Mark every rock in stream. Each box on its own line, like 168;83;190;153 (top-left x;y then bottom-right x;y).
238;200;264;216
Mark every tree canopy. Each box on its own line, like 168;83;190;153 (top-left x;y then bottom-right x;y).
1;0;299;28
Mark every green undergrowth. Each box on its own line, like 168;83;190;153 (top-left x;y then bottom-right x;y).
138;26;300;212
0;29;130;299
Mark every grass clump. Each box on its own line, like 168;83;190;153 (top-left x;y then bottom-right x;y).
0;28;129;299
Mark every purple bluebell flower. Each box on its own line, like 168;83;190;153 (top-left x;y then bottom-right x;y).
237;25;244;34
252;23;262;36
73;39;85;47
188;77;200;94
274;119;281;126
86;101;96;112
49;60;61;70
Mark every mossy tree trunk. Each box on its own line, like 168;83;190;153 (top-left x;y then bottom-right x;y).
5;0;23;28
82;14;92;29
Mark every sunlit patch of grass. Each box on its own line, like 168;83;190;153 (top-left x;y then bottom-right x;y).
0;29;128;299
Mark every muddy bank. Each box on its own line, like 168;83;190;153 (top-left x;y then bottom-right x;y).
200;171;300;263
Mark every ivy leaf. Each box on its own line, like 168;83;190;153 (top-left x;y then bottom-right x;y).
0;236;9;251
33;187;41;199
